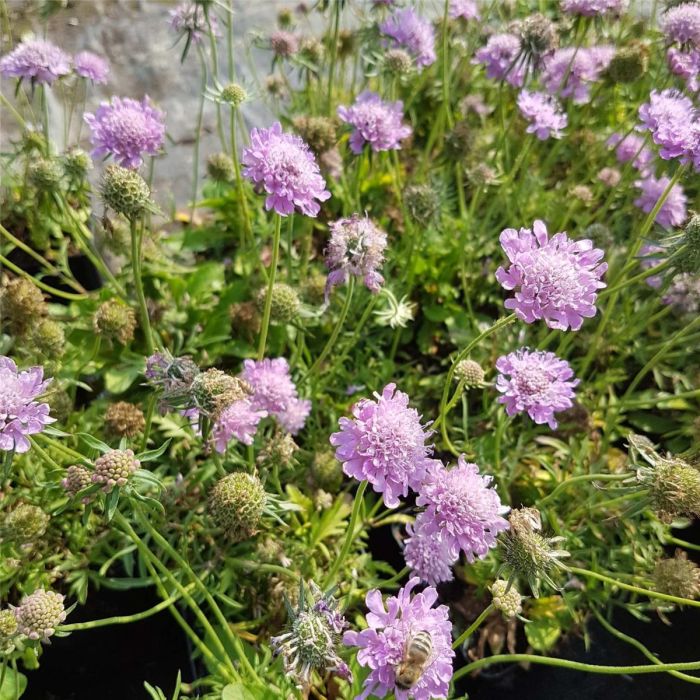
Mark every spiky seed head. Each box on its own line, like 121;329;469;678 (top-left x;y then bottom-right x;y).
445;120;474;158
466;163;498;187
93;299;137;344
650;457;700;521
29;318;66;357
490;579;523;618
257;432;298;473
207;152;235;183
677;213;700;274
607;45;648;83
292;115;337;156
105;401;146;438
101;164;151;220
583;222;614;247
62;148;92;179
28;157;63;190
404;184;440;225
311;450;344;492
301;271;327;305
208;472;266;541
14;589;66;641
256;283;300;323
454;359;485;388
92;449;140;493
3;504;50;542
519;13;558;57
220;82;247;106
653;551;700;600
230;301;261;336
61;465;93;501
1;277;47;333
385;48;413;75
191;368;251;416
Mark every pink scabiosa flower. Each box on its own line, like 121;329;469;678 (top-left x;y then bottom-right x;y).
324;214;387;300
84;96;165;169
633;175;688;229
0;38;70;84
242;122;330;217
212;400;267;452
449;0;480;20
496;220;608;331
0;357;54;454
343;578;454;700
560;0;627;16
473;33;525;87
542;47;614;104
270;30;299;58
168;2;218;43
337;91;412;154
330;383;435;508
277;397;312;435
606;132;655;173
403;522;456;587
661;3;700;48
496;348;579;429
517;90;567;140
415;457;509;562
73;51;109;83
667;48;700;93
380;8;436;69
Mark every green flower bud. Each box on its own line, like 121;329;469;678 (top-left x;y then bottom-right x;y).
0;609;18;637
650;457;700;522
207;152;235;183
62;148;93;179
311;450;343;492
3;504;50;542
29;318;66;357
607;45;648;84
301;271;327;306
256;283;300;323
257;432;298;473
292;115;337;156
92;449;140;493
221;82;248;106
28;157;63;191
1;277;47;334
191;368;251;416
93;299;137;344
208;472;266;541
101;164;151;220
454;359;485;388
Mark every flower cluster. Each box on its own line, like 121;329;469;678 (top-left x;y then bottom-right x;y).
473;33;525;87
606;132;654;173
660;3;700;48
380;8;436;69
449;0;479;21
496;220;608;331
0;38;70;84
517;90;567;140
74;51;109;83
633;174;688;229
560;0;627;16
168;2;217;44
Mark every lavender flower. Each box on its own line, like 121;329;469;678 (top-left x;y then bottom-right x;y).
403;522;456;587
517;90;567;140
337;91;412;154
496;219;608;331
0;38;70;84
496;348;579;429
661;3;700;48
380;8;436;69
168;2;217;43
667;48;700;93
324;214;387;300
449;0;480;20
84;96;165;169
560;0;627;16
542;47;614;104
606;132;655;173
241;122;330;217
277;397;312;435
473;33;525;87
270;30;299;57
212;400;268;452
343;578;454;700
633;175;688;229
73;51;109;83
0;357;54;454
330;383;435;508
639;243;665;288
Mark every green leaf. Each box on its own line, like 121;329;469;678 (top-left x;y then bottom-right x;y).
137;439;172;463
221;683;257;700
77;432;112;454
0;666;27;699
104;364;143;394
105;487;120;521
525;618;561;652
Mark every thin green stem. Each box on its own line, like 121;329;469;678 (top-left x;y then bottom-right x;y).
326;0;341;115
0;253;88;301
452;604;494;650
130;218;155;354
230;104;252;246
257;213;283;360
539;473;629;507
191;47;207;223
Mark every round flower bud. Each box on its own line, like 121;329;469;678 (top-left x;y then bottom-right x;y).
454;359;485;388
105;401;146;439
337;29;355;59
277;7;292;27
490;579;523;618
14;589;66;641
93;299;137;344
206;152;235;183
257;432;298;473
650;457;700;521
28;157;63;191
208;472;266;541
62;148;92;179
61;465;93;501
3;504;50;542
101;164;151;220
256;283;300;323
1;277;47;334
292;115;337;156
44;385;72;423
384;48;413;75
92;449;140;492
29;318;65;357
265;74;288;99
221;82;247;106
653;552;700;600
583;222;614;248
445;120;474;159
0;609;18;637
230;301;261;337
301;271;327;305
466;163;498;187
311;450;344;492
607;45;648;84
677;214;700;275
404;184;440;226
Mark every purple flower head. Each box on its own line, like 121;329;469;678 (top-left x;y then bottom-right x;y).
380;8;436;69
270;30;299;57
0;38;70;84
403;522;456;587
168;2;218;43
661;3;700;48
337;91;412;155
542;47;613;104
667;48;700;93
416;457;509;562
242;122;330;217
496;220;608;331
606;132;655;173
496;348;579;429
277;397;311;435
0;357;54;454
73;51;109;83
639;243;665;289
324;214;387;300
517;90;567;140
449;0;480;20
634;175;688;229
473;33;525;87
560;0;627;16
212;400;267;452
638;89;699;166
343;578;454;700
84;96;165;169
330;383;435;508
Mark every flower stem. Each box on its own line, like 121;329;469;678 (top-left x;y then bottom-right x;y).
326;0;341;116
130;218;155;355
257;213;283;360
230;104;252;247
452;604;494;650
539;472;629;507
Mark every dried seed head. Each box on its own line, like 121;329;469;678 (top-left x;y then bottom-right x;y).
676;213;700;274
257;431;298;473
62;148;92;179
292;115;337;156
28;157;63;190
311;450;344;492
105;401;146;438
191;368;251;417
384;48;413;75
653;551;700;600
208;472;266;541
101;164;151;220
256;283;301;323
519;13;558;59
404;183;440;225
1;277;47;334
3;504;50;542
650;457;700;522
93;299;137;344
29;318;66;357
445;120;474;158
607;45;648;83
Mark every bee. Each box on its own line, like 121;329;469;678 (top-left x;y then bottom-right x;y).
394;630;433;690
